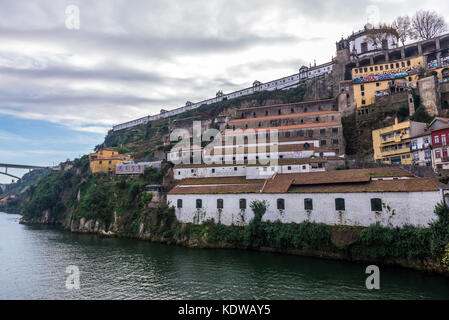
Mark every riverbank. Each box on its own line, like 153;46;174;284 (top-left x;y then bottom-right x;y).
17;204;449;278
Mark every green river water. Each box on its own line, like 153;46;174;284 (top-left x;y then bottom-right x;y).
1;212;448;299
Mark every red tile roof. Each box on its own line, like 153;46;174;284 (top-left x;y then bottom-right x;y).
168;168;438;195
229;111;338;123
238;99;335;111
224;122;340;134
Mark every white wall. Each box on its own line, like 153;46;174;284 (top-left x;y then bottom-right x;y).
168;191;443;228
174;166;246;180
174;163;325;180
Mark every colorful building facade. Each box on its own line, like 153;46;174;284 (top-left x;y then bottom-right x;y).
411;132;432;167
89;148;132;174
352;56;424;108
372;118;427;165
431;125;449;170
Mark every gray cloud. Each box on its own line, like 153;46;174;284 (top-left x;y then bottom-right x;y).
0;0;448;134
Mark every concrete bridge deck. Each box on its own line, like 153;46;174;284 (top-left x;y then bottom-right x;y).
0;163;48;180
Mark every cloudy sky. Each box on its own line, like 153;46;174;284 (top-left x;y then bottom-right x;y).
1;0;448;183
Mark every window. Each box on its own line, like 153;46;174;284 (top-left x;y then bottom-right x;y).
321;140;327;146
177;199;183;208
435;136;440;144
196;199;202;209
371;198;382;211
239;199;247;209
333;139;339;144
234;167;238;171
362;100;366;105
436;150;441;158
277;199;285;210
217;199;223;209
285;132;291;137
304;198;313;210
212;169;215;173
332;128;338;133
361;84;365;91
320;129;326;134
335;198;345;211
287;166;292;171
376;82;380;87
297;130;304;136
308;130;314;137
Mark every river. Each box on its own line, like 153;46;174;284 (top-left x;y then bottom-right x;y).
0;212;448;299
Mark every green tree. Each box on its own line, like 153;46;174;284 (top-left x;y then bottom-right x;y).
244;200;267;248
410;106;433;123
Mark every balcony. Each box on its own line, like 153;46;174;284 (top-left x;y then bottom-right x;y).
381;148;411;157
380;134;410;145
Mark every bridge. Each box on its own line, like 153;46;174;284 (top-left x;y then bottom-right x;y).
0;163;48;180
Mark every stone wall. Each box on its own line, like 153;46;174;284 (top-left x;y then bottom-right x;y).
419;76;441;116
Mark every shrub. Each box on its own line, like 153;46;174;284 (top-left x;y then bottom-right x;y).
243;200;267;248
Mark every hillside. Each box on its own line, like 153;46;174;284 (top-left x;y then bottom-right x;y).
101;84;308;161
1;168;51;197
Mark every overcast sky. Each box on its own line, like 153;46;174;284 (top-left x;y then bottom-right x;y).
1;0;449;183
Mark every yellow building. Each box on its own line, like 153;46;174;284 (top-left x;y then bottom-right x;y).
89;148;132;174
372;118;427;165
352;56;425;108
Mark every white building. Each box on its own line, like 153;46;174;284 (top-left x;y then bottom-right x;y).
411;132;432;167
346;24;399;59
168;168;449;228
173;158;327;180
116;161;162;175
300;62;334;79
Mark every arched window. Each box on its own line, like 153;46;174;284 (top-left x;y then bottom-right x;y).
196;199;202;209
239;199;247;209
277;199;285;210
177;199;183;208
304;198;313;210
371;198;382;211
217;199;224;209
335;198;345;211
